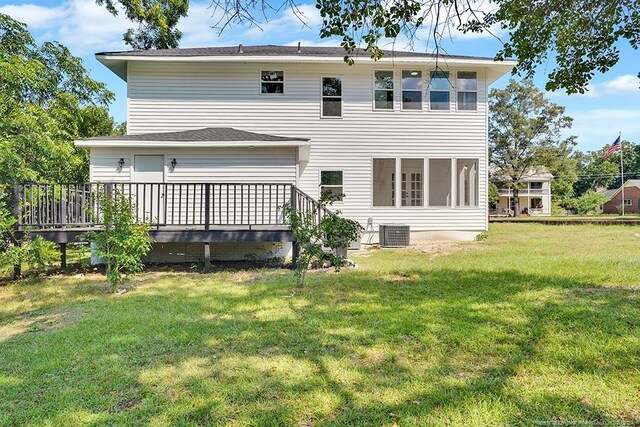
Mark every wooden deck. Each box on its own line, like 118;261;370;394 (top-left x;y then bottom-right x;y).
13;182;331;274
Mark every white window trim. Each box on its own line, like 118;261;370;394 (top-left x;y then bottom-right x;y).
319;170;345;203
456;70;478;111
373;69;395;111
624;199;633;206
400;70;424;112
320;75;343;119
428;70;452;112
259;70;285;95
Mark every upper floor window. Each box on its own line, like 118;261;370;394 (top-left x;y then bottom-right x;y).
457;71;477;110
261;71;284;94
321;76;342;117
401;70;422;110
530;182;543;190
374;70;394;110
429;71;450;110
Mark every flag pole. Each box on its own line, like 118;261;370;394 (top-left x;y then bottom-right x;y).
620;132;624;217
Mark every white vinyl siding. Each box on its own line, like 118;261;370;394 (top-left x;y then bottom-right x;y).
124;61;490;232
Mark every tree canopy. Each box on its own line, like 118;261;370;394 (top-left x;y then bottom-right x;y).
489;79;577;214
103;0;640;93
0;14;120;209
96;0;189;50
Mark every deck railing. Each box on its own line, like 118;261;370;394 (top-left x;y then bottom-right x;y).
15;182;332;230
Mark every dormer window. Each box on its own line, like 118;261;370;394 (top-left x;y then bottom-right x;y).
261;71;284;94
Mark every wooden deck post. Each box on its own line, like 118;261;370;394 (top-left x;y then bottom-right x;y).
12;183;21;279
204;183;210;230
203;242;211;273
60;243;67;270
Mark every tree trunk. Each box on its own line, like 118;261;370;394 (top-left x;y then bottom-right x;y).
513;189;520;216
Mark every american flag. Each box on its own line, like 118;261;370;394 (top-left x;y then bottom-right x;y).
603;136;622;159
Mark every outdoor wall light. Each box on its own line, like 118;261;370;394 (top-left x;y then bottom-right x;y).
170;158;177;170
117;158;125;170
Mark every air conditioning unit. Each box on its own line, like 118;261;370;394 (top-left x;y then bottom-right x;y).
379;224;410;247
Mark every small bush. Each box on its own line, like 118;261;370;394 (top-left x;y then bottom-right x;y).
283;195;363;287
0;213;59;276
89;190;153;290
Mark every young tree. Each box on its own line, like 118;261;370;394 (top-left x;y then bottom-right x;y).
489;79;576;215
488;182;500;208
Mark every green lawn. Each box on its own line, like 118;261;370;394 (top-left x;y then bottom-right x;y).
1;224;639;426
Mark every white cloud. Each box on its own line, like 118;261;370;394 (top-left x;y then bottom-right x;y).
600;74;640;94
566;109;640;150
0;3;67;28
549;74;640;99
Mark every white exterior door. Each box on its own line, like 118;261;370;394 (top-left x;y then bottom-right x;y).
134;155;165;224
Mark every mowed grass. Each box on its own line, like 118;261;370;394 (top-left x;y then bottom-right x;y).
0;224;639;426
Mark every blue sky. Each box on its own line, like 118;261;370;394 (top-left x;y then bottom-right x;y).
1;0;639;152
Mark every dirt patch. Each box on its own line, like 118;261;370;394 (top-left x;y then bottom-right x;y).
0;306;84;341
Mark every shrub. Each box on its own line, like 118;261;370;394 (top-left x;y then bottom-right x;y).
573;191;607;215
283;195;363;287
89;190;153;290
0;213;59;276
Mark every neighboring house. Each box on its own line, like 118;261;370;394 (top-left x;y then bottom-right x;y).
16;45;514;264
598;180;640;214
490;168;553;216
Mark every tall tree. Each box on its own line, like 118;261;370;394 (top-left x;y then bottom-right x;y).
96;0;189;49
489;79;576;215
0;14;118;209
574;140;639;196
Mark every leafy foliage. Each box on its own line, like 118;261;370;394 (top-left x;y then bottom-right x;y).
89;191;154;289
489;79;576;214
574;140;639;195
0;14;119;211
488;182;500;208
0;213;59;275
96;0;189;49
194;0;640;93
283;195;362;287
573;191;607;215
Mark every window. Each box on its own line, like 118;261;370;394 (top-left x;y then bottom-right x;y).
321;77;342;117
373;159;396;206
530;182;543;190
457;71;477;110
429;71;450;110
261;71;284;94
530;198;543;209
401;159;424;206
624;199;633;206
374;70;394;110
456;159;478;207
320;171;344;201
402;70;422;110
429;159;452;206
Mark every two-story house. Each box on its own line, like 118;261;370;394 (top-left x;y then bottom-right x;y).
490;168;553;216
20;45;514;265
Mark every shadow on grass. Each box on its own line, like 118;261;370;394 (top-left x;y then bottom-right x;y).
0;268;638;426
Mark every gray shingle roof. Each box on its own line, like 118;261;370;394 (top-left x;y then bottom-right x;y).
96;44;496;61
82;127;309;142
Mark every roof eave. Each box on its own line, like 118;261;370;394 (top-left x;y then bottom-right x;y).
75;139;310;148
97;53;516;66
